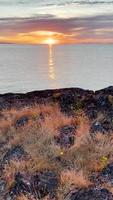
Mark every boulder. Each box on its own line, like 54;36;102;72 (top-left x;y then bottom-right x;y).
99;163;113;185
0;179;7;198
90;121;105;134
31;171;59;199
6;172;31;200
95;95;112;112
90;119;113;135
15;116;29;128
65;187;113;200
59;91;75;113
85;106;97;119
2;145;27;165
55;125;76;148
7;171;59;199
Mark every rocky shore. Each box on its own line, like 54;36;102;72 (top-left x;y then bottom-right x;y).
1;86;113;131
1;86;113;112
1;86;113;200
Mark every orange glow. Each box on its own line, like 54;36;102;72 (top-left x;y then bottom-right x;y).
0;30;112;45
43;38;58;45
0;31;76;44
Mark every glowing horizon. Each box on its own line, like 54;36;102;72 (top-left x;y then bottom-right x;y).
43;38;58;45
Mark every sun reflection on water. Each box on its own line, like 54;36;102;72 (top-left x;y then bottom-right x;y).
48;44;56;80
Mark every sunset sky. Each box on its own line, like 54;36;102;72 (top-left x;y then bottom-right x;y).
0;0;113;44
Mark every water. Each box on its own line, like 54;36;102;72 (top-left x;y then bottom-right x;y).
0;44;113;94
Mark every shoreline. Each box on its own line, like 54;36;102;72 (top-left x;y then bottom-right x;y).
1;85;113;96
0;86;113;109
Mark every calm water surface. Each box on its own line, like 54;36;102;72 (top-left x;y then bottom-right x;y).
0;44;113;93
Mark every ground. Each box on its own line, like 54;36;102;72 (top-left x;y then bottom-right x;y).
1;87;113;199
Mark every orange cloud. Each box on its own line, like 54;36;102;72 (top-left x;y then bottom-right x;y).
0;31;77;44
0;30;113;44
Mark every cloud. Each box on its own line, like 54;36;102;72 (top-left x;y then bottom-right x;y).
0;13;113;32
0;0;113;7
0;13;113;43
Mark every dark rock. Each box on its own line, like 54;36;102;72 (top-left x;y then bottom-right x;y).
95;95;112;112
7;172;31;199
55;125;76;148
65;187;113;200
90;121;105;134
0;179;6;195
85;104;98;119
99;163;113;185
7;171;59;199
102;119;113;132
90;118;113;135
31;171;59;199
0;97;11;110
1;86;113;112
97;96;108;107
0;142;6;149
59;91;75;113
95;86;113;96
2;145;26;165
15;116;29;128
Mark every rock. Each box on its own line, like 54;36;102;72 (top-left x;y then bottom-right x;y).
2;145;26;165
65;187;113;200
7;171;59;199
0;97;11;110
31;171;59;199
97;96;108;107
7;172;31;199
96;95;112;112
0;142;6;149
0;179;6;196
55;125;76;148
85;104;97;119
90;118;113;135
99;163;113;185
15;116;29;128
101;119;113;132
59;91;75;113
90;121;105;134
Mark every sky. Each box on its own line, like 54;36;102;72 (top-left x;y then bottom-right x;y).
0;0;113;44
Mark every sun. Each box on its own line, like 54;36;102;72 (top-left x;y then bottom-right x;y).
44;38;57;45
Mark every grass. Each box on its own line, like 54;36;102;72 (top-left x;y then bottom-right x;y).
1;103;113;199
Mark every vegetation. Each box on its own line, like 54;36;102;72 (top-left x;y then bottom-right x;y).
1;103;113;199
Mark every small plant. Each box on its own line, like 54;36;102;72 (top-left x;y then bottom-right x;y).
100;156;108;168
74;101;83;111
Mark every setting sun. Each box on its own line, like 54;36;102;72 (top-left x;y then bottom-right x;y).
44;38;58;45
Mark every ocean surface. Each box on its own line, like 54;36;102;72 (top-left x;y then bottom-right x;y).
0;44;113;94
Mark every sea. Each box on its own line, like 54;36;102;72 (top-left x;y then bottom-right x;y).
0;44;113;94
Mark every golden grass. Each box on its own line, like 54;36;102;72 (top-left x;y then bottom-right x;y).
61;169;91;188
1;103;113;198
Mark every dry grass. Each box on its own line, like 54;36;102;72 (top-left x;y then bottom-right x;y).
57;170;92;199
61;170;91;188
1;103;113;199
